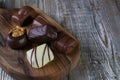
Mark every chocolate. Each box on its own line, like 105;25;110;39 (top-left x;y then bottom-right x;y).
28;25;57;44
32;15;49;27
49;32;78;54
7;26;27;50
12;6;38;26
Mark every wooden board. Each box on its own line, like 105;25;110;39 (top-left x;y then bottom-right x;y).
0;8;80;80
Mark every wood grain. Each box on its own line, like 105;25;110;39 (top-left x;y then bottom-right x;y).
0;0;120;80
0;8;80;80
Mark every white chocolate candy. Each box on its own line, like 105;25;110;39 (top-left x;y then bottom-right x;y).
26;44;54;68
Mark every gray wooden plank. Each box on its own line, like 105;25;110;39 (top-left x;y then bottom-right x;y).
50;0;120;80
114;0;120;11
14;0;39;8
4;0;15;9
0;0;120;80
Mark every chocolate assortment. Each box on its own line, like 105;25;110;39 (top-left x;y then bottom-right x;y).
12;6;38;26
1;6;80;80
8;6;77;54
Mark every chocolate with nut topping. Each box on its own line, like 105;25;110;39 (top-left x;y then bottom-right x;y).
7;26;27;50
12;6;38;27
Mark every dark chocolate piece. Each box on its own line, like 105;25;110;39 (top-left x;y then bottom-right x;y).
32;15;48;27
7;27;27;50
50;32;78;54
28;25;57;44
12;6;38;26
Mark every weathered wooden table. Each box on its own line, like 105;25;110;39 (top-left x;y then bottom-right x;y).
0;0;120;80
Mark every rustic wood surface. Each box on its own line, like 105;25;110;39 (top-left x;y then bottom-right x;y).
0;0;120;80
0;8;80;80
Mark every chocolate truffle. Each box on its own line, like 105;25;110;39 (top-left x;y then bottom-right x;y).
12;6;38;26
50;32;78;54
7;26;27;50
28;25;57;44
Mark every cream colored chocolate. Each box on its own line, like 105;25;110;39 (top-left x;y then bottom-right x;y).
26;44;54;68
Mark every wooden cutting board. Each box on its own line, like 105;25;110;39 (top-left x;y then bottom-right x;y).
0;7;80;80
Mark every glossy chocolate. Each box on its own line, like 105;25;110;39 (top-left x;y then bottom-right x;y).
32;15;49;27
7;28;27;50
12;6;38;26
50;32;78;54
28;25;57;44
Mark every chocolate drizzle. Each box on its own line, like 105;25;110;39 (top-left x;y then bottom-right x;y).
29;44;51;68
47;45;51;61
34;47;39;68
30;47;39;68
42;44;47;67
30;47;35;67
